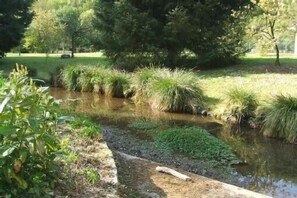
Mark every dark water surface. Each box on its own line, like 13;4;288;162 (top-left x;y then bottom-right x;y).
50;88;297;198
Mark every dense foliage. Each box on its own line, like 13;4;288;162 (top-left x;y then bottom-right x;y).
94;0;251;67
0;66;60;197
0;0;34;57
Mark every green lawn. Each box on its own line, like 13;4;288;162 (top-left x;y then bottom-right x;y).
0;53;111;80
200;54;297;110
1;53;297;111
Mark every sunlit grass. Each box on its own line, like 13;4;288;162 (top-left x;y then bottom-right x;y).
262;95;297;143
146;68;205;113
0;53;110;81
221;88;258;123
104;70;131;98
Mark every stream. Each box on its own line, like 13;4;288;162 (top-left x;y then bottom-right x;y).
50;88;297;198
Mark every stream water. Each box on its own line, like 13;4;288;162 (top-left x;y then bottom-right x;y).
50;88;297;198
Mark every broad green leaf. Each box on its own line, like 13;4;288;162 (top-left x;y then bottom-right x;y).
0;126;17;136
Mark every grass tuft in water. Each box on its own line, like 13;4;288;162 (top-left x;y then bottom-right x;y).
132;67;165;103
154;127;237;166
91;67;110;94
146;69;205;113
105;71;131;98
262;95;297;143
60;65;82;91
223;88;258;123
78;67;96;92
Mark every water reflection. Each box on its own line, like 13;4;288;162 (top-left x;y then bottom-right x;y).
50;88;297;198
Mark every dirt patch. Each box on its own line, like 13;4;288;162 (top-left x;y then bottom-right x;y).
102;125;241;186
115;152;270;198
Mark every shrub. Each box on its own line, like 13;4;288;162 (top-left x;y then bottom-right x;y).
0;65;60;197
154;127;237;166
262;95;297;143
78;68;95;92
70;116;102;139
60;66;82;91
90;67;110;94
132;67;167;103
146;69;204;113
223;88;258;123
105;70;131;98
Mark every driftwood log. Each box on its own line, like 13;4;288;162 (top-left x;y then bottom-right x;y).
156;166;191;181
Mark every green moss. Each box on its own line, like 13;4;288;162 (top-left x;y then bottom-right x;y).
154;127;237;166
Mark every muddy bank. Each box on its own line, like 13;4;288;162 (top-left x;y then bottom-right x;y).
102;125;241;187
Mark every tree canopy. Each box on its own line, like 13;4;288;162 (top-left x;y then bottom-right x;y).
94;0;251;68
0;0;34;57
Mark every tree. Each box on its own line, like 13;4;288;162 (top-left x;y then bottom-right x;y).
56;1;96;57
93;0;251;68
0;0;34;57
248;0;297;66
24;7;63;56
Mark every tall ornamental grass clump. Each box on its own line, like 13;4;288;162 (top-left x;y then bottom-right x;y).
223;88;258;123
60;65;82;91
105;70;131;98
77;67;96;92
154;127;237;166
132;67;162;103
145;69;204;113
91;67;110;94
0;66;61;197
262;95;297;143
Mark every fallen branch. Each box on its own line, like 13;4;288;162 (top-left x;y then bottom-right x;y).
156;166;191;181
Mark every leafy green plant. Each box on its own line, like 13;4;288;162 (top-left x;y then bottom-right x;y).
154;127;237;166
0;65;60;197
223;88;258;123
60;65;82;91
128;121;159;131
146;69;205;113
70;116;102;138
83;167;100;184
262;95;297;143
105;70;131;98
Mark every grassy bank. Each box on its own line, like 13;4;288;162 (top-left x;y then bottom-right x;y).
0;53;111;81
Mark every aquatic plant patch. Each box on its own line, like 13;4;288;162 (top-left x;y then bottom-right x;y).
128;121;159;131
154;127;237;166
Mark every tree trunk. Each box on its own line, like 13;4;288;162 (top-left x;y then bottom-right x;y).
166;49;179;67
71;35;75;58
294;32;297;55
275;43;280;66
